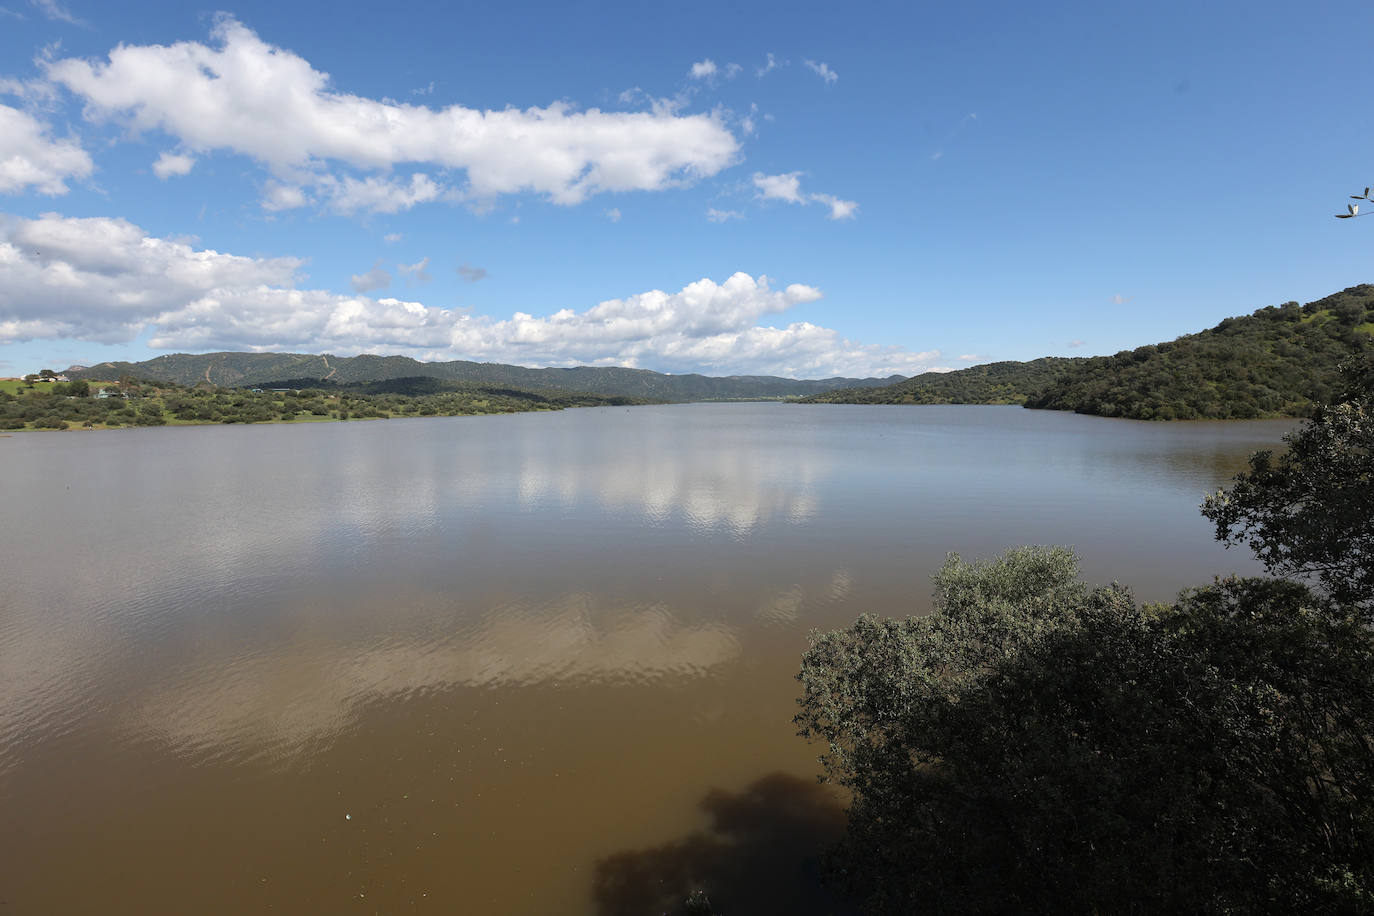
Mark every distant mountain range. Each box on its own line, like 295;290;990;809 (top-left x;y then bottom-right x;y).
804;285;1374;419
65;351;904;401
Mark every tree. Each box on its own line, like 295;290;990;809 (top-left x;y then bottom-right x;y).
796;553;1374;914
1202;356;1373;610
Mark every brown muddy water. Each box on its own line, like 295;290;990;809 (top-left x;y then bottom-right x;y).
0;403;1293;914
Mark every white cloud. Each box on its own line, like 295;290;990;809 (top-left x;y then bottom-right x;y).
1067;338;1086;348
0;6;26;19
604;207;621;222
0;103;93;195
350;260;391;293
804;60;839;84
382;232;402;243
706;208;743;222
260;181;309;212
689;59;717;79
47;17;741;206
0;212;941;376
752;170;805;204
151;150;195;179
317;172;447;215
396;256;431;283
756;53;783;78
958;354;981;361
458;263;487;283
752;172;857;220
0;212;300;343
812;193;858;220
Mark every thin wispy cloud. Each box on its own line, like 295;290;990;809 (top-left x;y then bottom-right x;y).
756;52;783;78
1111;294;1133;305
804;60;838;84
458;263;488;283
930;112;977;161
604;207;621;222
706;208;744;223
29;0;84;25
1067;339;1086;348
397;257;431;284
752;171;857;220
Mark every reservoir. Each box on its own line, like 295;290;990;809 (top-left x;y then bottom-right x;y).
0;403;1293;914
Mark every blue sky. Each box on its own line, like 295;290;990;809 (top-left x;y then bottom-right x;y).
2;0;1372;378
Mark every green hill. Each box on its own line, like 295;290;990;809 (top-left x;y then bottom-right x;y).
805;285;1374;419
65;352;903;402
1024;285;1374;419
800;357;1083;405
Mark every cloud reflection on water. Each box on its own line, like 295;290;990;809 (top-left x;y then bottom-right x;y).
127;592;742;762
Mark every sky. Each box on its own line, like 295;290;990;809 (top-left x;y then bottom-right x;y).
3;0;1374;379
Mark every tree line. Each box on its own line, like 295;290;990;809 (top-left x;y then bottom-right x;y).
0;375;645;431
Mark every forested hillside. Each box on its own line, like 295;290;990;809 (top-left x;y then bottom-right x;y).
805;285;1374;419
1024;285;1374;419
65;352;903;401
800;358;1082;405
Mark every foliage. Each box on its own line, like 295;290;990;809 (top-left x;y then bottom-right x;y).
0;376;647;431
1203;356;1374;608
62;352;904;402
796;551;1374;914
1024;286;1374;419
799;358;1082;405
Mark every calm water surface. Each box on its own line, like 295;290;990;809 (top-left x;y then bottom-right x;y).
0;404;1293;914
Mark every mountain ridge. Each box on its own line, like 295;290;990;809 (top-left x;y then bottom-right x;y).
65;352;905;401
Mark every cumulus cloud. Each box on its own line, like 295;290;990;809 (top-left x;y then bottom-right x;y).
151;150;195;179
350;260;391;293
45;17;741;206
0;212;940;376
752;171;857;220
0;102;93;195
